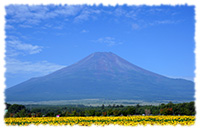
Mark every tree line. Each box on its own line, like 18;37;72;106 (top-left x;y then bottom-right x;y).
4;101;195;118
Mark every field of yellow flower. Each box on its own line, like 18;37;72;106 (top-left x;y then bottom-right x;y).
4;116;195;126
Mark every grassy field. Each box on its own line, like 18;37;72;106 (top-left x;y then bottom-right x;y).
7;99;191;106
4;115;195;126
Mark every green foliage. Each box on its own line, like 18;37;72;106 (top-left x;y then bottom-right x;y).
5;103;11;109
4;101;195;118
95;111;102;116
79;111;85;116
101;104;104;110
46;112;55;117
8;104;26;113
18;109;27;117
4;112;10;118
113;109;121;116
121;110;128;116
126;107;136;115
85;110;95;116
107;109;113;116
71;110;78;116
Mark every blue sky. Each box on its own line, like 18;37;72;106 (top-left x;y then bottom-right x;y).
5;5;195;88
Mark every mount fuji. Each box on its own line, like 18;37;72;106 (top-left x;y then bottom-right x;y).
5;52;194;102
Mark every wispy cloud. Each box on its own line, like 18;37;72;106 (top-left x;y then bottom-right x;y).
153;20;181;25
42;22;65;30
6;36;43;56
114;7;127;17
132;23;140;30
113;6;183;30
94;37;123;47
5;24;14;30
74;8;101;23
6;5;81;26
6;5;184;30
6;5;103;30
6;58;65;75
131;19;181;30
81;29;89;33
19;24;33;28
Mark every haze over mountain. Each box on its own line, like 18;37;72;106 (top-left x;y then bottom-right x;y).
5;52;194;102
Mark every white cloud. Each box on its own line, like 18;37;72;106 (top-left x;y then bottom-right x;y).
154;20;180;24
131;19;180;30
6;58;65;75
6;5;81;26
5;5;104;29
81;29;89;33
114;7;127;16
74;8;101;23
112;6;183;30
94;37;123;47
6;36;43;56
19;24;33;28
132;23;140;30
42;23;64;30
5;5;183;30
74;11;90;22
148;20;181;27
5;24;14;30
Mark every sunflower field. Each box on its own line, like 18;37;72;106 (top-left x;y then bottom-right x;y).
4;115;195;126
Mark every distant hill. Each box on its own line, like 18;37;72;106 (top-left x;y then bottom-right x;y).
5;52;194;102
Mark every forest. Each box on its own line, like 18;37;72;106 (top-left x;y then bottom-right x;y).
4;101;195;118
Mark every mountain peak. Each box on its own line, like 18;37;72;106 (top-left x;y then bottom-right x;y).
70;51;135;72
92;51;113;55
48;52;164;78
5;52;194;102
88;52;115;59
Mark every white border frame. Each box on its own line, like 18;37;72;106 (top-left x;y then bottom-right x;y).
0;0;199;130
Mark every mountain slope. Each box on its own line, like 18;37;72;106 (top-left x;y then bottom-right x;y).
5;52;194;102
